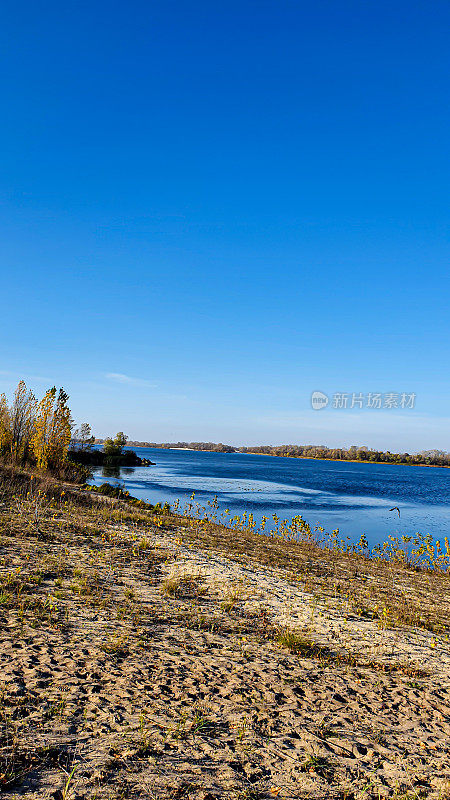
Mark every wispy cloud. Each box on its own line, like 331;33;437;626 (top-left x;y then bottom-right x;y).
104;372;157;388
105;373;134;383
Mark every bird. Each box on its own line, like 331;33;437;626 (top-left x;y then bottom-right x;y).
389;507;401;517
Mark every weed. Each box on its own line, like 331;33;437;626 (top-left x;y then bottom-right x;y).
100;635;130;657
220;587;244;612
301;754;334;778
161;573;206;599
275;628;329;658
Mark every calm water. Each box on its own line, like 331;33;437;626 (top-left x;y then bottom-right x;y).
88;447;450;546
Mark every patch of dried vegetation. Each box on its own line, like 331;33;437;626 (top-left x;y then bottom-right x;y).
0;466;449;800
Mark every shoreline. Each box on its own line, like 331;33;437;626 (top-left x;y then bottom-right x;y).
238;451;450;468
132;445;450;469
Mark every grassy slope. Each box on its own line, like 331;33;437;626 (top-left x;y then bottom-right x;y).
0;467;449;800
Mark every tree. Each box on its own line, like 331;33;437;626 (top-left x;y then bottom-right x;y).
72;422;95;451
49;389;73;465
31;387;72;469
0;393;11;455
10;381;36;463
31;387;57;469
103;432;128;458
114;432;128;452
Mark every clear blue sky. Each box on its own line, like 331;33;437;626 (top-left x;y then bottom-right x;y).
1;0;449;450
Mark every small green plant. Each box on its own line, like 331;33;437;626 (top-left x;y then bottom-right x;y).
301;754;333;778
275;628;327;658
61;762;79;799
165;705;217;741
235;790;261;800
317;721;334;739
44;695;67;719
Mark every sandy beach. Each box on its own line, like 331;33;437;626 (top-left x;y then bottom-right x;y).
1;471;449;799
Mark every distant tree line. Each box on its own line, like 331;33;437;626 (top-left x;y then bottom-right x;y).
117;440;450;467
237;444;450;467
119;440;237;453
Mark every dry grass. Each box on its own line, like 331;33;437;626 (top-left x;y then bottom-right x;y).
156;509;450;635
161;573;207;599
0;466;449;799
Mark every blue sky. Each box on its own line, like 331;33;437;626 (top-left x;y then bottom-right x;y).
0;0;449;450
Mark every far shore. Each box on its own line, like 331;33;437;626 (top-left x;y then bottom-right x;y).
141;446;450;469
238;451;450;469
167;447;199;451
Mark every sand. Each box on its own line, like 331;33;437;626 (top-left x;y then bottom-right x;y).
0;483;449;799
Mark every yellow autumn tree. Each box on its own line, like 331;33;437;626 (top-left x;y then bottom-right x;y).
10;381;36;463
48;388;72;466
31;387;56;469
31;387;73;469
0;393;11;455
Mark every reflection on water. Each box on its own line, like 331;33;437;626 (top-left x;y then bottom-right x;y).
101;465;121;478
88;447;450;546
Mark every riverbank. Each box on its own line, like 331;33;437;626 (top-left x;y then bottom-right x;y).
124;442;450;469
1;467;449;799
239;451;450;468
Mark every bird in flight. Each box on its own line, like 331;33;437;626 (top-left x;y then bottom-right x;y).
389;507;401;517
